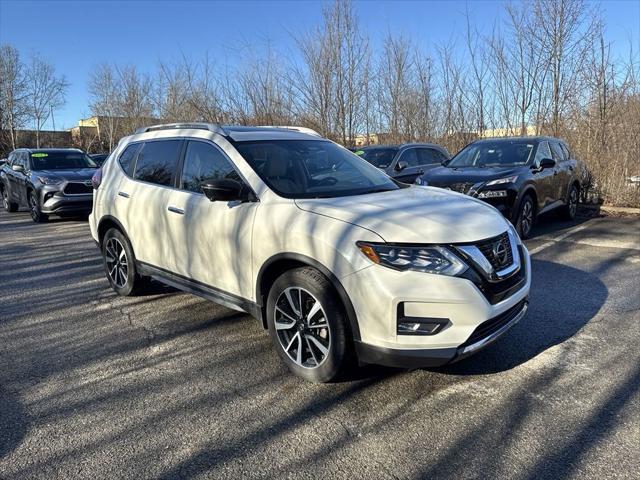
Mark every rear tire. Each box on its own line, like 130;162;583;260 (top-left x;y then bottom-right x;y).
1;185;18;212
515;195;535;239
266;267;350;383
562;184;579;220
29;190;48;223
102;228;150;296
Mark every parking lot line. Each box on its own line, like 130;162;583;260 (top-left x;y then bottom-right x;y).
528;220;601;255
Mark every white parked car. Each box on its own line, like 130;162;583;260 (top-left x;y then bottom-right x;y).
89;124;531;382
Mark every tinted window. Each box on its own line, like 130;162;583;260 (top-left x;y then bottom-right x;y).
534;141;552;164
399;148;420;167
417;148;448;165
235;140;400;198
134;140;182;187
560;143;571;160
549;142;565;162
180;141;240;193
29;151;96;170
357;148;398;168
118;143;141;176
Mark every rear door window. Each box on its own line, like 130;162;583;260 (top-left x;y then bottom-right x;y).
133;140;182;187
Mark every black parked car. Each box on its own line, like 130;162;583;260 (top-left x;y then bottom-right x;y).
355;143;450;184
90;153;109;166
0;148;98;222
415;137;588;238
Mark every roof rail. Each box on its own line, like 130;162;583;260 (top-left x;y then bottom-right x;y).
134;123;228;136
258;125;322;137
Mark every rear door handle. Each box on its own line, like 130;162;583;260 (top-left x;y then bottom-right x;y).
168;206;184;215
118;191;130;198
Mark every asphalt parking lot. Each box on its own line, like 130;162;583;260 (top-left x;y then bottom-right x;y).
0;208;638;479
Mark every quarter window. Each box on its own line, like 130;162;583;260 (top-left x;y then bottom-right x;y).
180;141;240;193
118;143;142;176
134;140;182;187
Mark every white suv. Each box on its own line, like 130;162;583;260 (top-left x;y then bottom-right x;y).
89;124;531;382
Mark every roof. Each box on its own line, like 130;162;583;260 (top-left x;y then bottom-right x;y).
473;136;560;143
133;123;325;142
359;143;446;150
14;148;83;153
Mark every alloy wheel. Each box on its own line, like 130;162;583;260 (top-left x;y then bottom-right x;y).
2;189;8;210
29;193;39;220
105;237;129;288
274;287;331;369
521;201;533;237
569;188;578;217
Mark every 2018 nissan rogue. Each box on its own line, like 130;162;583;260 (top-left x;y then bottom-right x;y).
89;124;531;382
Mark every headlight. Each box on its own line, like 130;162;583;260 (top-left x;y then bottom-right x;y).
415;177;427;186
486;175;518;186
357;242;467;275
36;176;63;185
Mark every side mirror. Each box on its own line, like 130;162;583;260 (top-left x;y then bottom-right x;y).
12;164;25;173
539;158;556;170
395;160;409;172
201;179;250;202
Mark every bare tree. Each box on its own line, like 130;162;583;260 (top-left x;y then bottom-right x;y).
26;54;68;147
0;44;28;150
88;64;122;151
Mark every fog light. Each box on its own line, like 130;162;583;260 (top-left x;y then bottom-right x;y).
398;321;444;335
478;190;507;199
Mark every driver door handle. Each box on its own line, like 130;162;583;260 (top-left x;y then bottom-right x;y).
118;191;130;198
168;206;184;215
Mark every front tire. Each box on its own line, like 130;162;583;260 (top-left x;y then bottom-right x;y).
29;190;48;223
266;267;349;383
102;228;149;296
515;195;535;239
562;184;579;220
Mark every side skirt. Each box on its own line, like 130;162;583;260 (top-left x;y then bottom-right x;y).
136;261;262;320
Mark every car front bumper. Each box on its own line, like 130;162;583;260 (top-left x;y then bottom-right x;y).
40;191;93;214
341;244;531;368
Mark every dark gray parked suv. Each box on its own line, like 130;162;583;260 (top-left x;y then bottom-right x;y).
355;143;450;184
0;148;98;222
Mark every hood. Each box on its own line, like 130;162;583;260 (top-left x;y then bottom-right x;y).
34;168;97;181
295;186;509;244
423;166;525;185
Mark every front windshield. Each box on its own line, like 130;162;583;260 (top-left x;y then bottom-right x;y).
448;140;537;168
356;147;398;168
235;140;401;199
30;151;97;170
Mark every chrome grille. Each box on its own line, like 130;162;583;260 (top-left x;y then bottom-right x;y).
476;232;513;271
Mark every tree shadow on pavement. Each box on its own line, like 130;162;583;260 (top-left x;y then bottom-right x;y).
438;258;607;375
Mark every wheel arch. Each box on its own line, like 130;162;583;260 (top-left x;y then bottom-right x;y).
520;185;539;215
256;253;361;341
97;215;130;247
